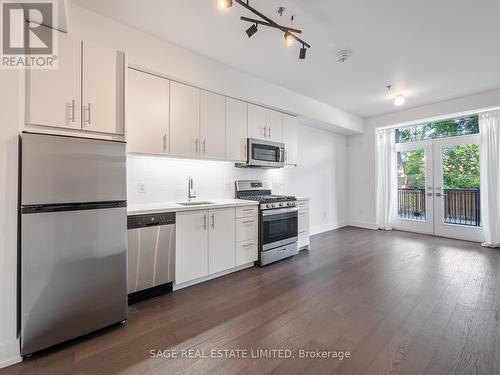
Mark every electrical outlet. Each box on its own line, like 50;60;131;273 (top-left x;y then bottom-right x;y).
139;183;146;194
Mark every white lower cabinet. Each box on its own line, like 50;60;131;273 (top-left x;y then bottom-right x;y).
235;207;258;266
209;208;236;274
176;205;258;285
176;210;209;284
298;199;310;250
176;208;237;284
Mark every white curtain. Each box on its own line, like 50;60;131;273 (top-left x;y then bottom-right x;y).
480;110;500;247
376;128;397;230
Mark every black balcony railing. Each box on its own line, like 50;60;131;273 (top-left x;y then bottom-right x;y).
443;188;481;226
398;188;426;221
398;188;481;226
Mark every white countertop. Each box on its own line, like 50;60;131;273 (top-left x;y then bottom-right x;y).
127;199;258;216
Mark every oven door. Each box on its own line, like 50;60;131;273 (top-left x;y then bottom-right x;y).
261;208;298;251
248;138;285;168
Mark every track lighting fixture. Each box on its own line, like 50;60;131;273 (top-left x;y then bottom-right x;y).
299;45;307;59
218;0;310;60
246;23;258;38
284;31;294;46
217;0;233;10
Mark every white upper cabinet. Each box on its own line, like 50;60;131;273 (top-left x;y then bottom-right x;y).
200;90;226;160
267;109;283;143
170;81;200;158
226;98;248;162
283;114;299;166
127;69;170;155
27;28;81;130
82;40;125;135
208;208;236;274
248;104;267;140
248;104;283;143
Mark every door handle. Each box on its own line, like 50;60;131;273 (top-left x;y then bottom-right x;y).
203;139;206;153
203;214;207;230
163;134;167;152
269;126;272;138
211;213;215;229
435;192;443;197
195;139;199;153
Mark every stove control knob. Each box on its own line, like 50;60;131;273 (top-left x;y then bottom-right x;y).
279;203;284;207
272;204;276;208
266;204;271;209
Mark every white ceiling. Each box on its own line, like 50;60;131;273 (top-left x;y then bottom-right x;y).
71;0;500;118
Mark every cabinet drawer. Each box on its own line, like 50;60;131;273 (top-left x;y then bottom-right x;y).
236;217;258;242
298;200;310;210
236;240;258;266
298;211;309;230
236;206;258;218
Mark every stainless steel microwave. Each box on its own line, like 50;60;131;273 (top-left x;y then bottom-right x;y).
236;138;286;168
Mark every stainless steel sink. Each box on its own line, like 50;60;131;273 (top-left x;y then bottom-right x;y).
177;201;215;206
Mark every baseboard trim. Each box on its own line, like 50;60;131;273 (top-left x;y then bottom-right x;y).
346;220;378;230
0;338;21;369
173;263;254;291
310;220;348;236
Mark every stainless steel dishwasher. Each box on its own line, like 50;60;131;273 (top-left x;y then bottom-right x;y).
127;212;175;304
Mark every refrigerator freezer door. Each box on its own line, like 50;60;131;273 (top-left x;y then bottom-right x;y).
21;206;127;355
21;133;127;205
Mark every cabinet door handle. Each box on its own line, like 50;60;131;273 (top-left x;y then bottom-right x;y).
211;213;215;229
269;126;272;138
203;214;207;230
195;139;199;153
68;100;75;123
163;134;167;152
84;103;91;125
203;139;206;153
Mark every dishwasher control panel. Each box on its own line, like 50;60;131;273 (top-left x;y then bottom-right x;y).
127;212;175;229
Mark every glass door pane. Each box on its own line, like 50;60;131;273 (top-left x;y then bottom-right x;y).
433;136;483;242
441;144;480;226
397;149;426;221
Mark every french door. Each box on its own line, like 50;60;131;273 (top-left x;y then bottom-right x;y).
394;135;482;242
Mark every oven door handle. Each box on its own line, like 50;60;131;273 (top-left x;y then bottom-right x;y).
261;207;299;216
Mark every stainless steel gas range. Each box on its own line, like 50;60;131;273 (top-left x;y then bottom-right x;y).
236;180;298;266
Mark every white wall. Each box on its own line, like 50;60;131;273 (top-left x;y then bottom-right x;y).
347;88;500;228
0;71;22;368
128;125;348;234
68;4;363;134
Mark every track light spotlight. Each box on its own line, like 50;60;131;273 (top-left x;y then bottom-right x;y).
284;31;294;46
299;45;307;59
217;0;233;10
246;23;258;38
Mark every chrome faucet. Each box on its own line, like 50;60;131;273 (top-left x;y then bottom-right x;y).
188;176;196;201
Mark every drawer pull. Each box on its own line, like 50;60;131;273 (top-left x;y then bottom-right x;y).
299;230;307;234
241;220;255;224
242;208;255;212
242;243;254;248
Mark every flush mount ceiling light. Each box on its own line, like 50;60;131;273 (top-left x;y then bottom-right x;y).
394;95;406;106
386;85;406;106
218;0;311;60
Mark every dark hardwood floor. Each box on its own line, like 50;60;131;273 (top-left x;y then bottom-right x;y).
3;227;499;375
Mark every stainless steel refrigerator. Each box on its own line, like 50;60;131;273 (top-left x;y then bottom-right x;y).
20;132;128;356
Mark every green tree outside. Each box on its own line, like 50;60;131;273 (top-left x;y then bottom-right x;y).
396;115;480;190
